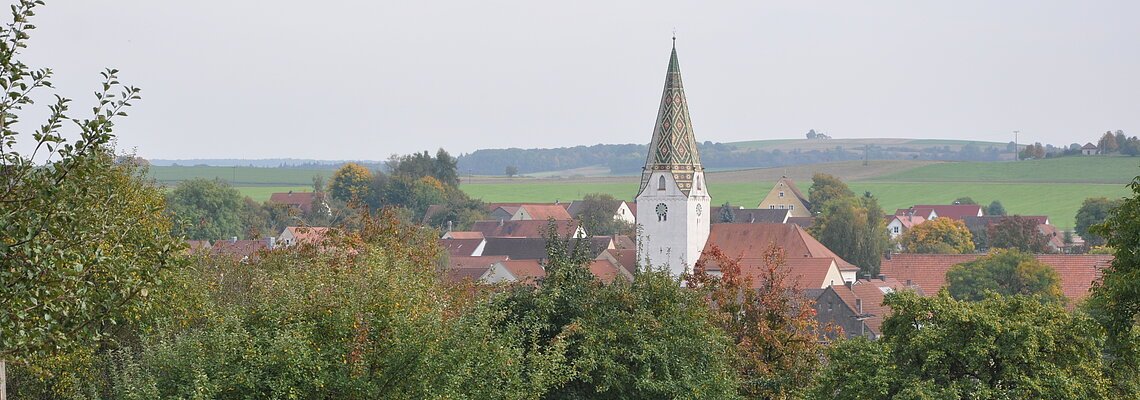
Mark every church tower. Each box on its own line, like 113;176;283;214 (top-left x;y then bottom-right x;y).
635;39;711;277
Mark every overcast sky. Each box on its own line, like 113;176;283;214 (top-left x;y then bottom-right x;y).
18;1;1140;160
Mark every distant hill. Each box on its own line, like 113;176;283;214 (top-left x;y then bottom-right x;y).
457;138;1015;176
149;158;383;169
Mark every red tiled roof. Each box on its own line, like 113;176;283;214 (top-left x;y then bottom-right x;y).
786;216;815;229
895;208;937;220
520;204;573;220
211;239;269;261
726;257;840;290
830;278;918;335
879;253;1114;305
588;259;626;283
471;219;581;238
702;223;857;271
443;231;485;240
500;260;546;283
283;226;331;245
606;248;638;276
443;255;507;283
269;191;316;214
438;238;484;257
887;215;926;229
911;204;983;220
185;240;212;253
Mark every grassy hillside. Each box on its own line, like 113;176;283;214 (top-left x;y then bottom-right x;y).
870;156;1139;184
726;138;1008;152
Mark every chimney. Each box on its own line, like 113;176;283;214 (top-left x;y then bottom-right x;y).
447;220;454;232
878;274;887;281
230;236;238;244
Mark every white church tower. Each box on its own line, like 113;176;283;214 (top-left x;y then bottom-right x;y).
636;38;711;276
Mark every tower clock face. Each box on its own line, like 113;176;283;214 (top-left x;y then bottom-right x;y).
695;204;703;216
656;203;668;217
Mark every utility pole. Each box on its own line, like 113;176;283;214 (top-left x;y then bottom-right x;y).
1013;130;1020;161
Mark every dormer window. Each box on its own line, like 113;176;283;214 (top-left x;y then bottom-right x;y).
658;175;666;190
779;191;785;198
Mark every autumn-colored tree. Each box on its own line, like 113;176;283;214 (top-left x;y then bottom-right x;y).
690;244;824;398
328;162;373;204
946;248;1064;305
898;217;975;254
1100;130;1120;153
987;215;1050;253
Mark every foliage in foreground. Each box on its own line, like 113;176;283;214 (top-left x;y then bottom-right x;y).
946;248;1065;305
811;291;1110;399
1087;176;1140;394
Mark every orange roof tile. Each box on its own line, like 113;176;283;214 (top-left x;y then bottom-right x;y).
702;223;856;271
519;204;573;220
471;219;581;238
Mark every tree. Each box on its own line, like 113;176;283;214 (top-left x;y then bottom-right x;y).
690;244;825;398
574;193;633;236
807;173;854;213
1076;197;1122;247
1;0;179;375
946;248;1064;304
987;215;1050;253
952;196;977;205
504;165;518;177
1100;130;1119;153
165;178;245;240
811;193;890;276
718;201;735;223
1087;175;1140;395
898;217;975;254
813;291;1110;398
1122;136;1140;156
387;149;460;188
986;200;1006;216
328;162;373;204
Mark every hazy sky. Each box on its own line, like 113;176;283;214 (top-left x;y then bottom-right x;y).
18;1;1140;160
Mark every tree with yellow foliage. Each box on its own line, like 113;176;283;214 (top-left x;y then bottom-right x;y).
898;217;975;254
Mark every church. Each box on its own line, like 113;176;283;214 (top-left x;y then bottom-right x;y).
634;38;711;277
635;40;857;282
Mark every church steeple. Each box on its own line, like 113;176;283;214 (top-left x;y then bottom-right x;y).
640;38;703;196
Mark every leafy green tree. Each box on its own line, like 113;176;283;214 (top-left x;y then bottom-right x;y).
946;248;1064;304
387;149;459;187
987;215;1050;253
986;200;1006;216
811;193;890;275
0;0;180;375
952;196;976;205
1075;197;1122;247
691;244;824;398
898;217;975;254
505;165;518;177
574;193;634;236
813;291;1110;399
328;162;373;204
485;223;740;399
165;178;244;240
1087;175;1140;395
807;173;854;213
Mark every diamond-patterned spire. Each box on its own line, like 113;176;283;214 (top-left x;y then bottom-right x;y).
640;39;704;195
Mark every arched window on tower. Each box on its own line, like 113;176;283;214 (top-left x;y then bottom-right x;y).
658;175;666;190
696;176;702;190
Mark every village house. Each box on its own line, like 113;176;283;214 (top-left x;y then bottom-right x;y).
268;191;326;215
815;277;922;340
709;206;790;224
698;223;861;284
885;214;927;240
1082;142;1099;155
756;176;812;218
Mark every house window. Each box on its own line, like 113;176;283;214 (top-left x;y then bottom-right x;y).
893;226;900;234
658;176;666;190
778;205;785;209
769;205;775;209
828;302;833;312
779;191;785;198
790;205;794;210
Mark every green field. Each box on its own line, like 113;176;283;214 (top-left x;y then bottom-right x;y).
149;166;326;187
872;157;1140;184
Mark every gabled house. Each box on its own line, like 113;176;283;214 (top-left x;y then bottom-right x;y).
815;277;922;340
885;215;926;240
278;226;332;247
269;191;325;215
471;219;586;239
894;207;938;220
482;260;546;285
441;231;484;240
1082;142;1099;155
700;223;860;281
486;203;573;221
438;238;486;257
756;176;812;218
702;256;848;291
481;236;614;261
907;204;983;220
443;255;508;284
